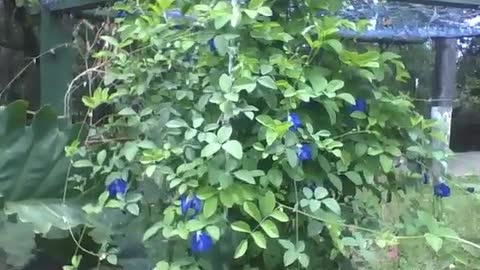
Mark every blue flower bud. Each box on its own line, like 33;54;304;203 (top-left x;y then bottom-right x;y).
297;143;312;161
208;38;217;53
348;98;367;114
116;10;127;18
191;231;214;253
107;178;127;197
180;194;203;218
433;182;451;198
288;112;302;131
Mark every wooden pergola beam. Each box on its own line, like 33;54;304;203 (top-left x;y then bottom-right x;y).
395;0;480;8
40;0;113;12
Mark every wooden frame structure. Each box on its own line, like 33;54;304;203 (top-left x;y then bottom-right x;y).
34;0;479;114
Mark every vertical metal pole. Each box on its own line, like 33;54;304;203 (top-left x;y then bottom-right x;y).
40;6;74;116
431;38;457;183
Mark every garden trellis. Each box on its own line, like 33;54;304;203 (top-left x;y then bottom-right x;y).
34;0;479;134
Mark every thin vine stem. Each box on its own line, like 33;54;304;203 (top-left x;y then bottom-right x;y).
0;42;71;100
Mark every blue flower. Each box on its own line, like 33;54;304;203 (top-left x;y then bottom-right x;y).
191;231;214;253
208;38;216;53
297;143;312;161
288;112;302;131
180;195;202;218
348;98;367;114
107;178;127;197
433;182;451;198
423;172;429;184
116;10;127;18
467;187;475;193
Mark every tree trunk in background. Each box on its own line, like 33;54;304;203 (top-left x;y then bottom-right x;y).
0;0;40;110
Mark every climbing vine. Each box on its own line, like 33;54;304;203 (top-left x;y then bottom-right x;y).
59;0;479;269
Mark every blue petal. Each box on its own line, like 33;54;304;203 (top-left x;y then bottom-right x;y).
288;112;302;131
190;195;203;217
116;10;127;18
107;178;127;197
191;231;214;253
208;38;216;53
180;195;191;216
297;143;312;161
433;182;451;198
348;98;367;114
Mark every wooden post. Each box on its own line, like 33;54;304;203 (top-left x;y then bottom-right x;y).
40;6;74;115
431;38;457;182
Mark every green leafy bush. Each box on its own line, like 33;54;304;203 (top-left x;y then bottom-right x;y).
6;0;478;269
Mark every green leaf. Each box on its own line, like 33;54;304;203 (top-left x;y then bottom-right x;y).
72;159;93;168
302;187;313;199
257;6;272;16
203;196;218;218
213;35;228;56
380;154;393;173
234;239;249;259
4;200;86;235
251;231;267;249
367;147;383;156
271;210;289;222
201;142;222;157
258;76;277;89
231;221;252;233
298;253;310;268
234;170;255;184
217;125;233;143
0;102;81;201
266;129;278;146
243;202;262;222
355;143;368;157
326;39;343;53
337;93;356;105
327;174;343;191
123;141;139;162
259;191;276;216
106;254;117;265
314;187;328;199
345;171;362;185
100;36;119;47
425;233;443;252
166;119;188;128
327;80;344;92
260;220;279;238
0;221;35;268
206;225;220;240
278;239;295;250
143;222;163;241
322;198;341;215
248;0;264;9
222;140;243;159
385;145;402;157
309;200;321;212
153;261;170;270
307;220;324;237
283;249;297;266
219;74;232;92
126;203;140;216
